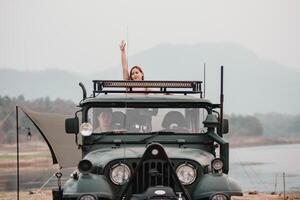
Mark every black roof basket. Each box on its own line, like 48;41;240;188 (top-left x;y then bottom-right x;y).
92;80;203;97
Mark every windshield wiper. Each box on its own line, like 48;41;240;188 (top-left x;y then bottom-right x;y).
92;131;116;143
139;131;175;143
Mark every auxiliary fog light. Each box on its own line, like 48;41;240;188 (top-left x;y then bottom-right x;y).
110;163;131;185
79;194;97;200
80;122;93;136
211;158;223;171
176;163;196;185
78;159;93;174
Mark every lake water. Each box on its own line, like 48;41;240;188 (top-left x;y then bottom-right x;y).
229;143;300;192
1;144;300;192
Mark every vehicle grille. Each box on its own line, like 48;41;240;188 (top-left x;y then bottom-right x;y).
131;159;175;194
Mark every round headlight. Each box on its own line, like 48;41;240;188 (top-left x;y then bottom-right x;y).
210;193;228;200
78;194;97;200
176;163;196;185
80;123;93;136
110;163;131;185
212;158;223;171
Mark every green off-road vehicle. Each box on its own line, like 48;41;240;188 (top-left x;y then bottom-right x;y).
53;71;242;200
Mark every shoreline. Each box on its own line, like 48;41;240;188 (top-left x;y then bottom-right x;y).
227;136;300;148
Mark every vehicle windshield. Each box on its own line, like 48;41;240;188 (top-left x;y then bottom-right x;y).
88;107;208;134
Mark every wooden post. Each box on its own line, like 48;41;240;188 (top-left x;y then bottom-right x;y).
283;172;286;200
274;173;278;194
16;106;19;200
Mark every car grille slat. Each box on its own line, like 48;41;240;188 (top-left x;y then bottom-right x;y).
136;164;139;192
131;160;174;194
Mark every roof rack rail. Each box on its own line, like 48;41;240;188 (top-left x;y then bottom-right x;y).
92;80;203;97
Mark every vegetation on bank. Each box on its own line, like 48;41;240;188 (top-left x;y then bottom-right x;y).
0;95;76;144
0;95;299;145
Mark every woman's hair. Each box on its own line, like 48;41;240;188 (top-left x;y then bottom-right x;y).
129;66;144;80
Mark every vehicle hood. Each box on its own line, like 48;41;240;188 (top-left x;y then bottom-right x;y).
84;146;214;167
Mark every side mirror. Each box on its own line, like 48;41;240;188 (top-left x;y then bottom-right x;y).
217;119;229;134
65;117;79;134
222;119;229;134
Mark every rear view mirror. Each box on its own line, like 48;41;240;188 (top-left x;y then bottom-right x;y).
217;119;229;134
65;117;79;134
139;108;158;116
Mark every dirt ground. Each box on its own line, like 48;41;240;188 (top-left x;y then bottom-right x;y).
1;191;300;200
0;190;53;200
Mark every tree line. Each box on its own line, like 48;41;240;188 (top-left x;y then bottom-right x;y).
0;95;76;144
227;114;264;136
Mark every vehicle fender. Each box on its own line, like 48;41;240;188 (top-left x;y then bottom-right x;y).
192;174;242;199
63;173;114;199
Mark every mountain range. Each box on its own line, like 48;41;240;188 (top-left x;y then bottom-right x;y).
1;42;299;114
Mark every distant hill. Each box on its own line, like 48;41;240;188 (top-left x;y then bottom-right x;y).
0;69;85;102
1;42;299;114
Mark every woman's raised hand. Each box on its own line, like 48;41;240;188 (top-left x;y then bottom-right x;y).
120;40;129;80
120;40;126;51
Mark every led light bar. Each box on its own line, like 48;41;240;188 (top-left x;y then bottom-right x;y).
92;80;203;96
95;80;200;88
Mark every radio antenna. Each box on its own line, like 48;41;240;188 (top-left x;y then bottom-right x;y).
219;66;224;136
203;63;206;98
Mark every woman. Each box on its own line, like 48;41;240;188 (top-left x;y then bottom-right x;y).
120;40;145;81
94;108;113;133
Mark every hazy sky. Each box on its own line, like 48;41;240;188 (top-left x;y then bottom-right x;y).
0;0;299;74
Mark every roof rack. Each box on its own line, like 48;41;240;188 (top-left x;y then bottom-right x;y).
93;80;203;97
